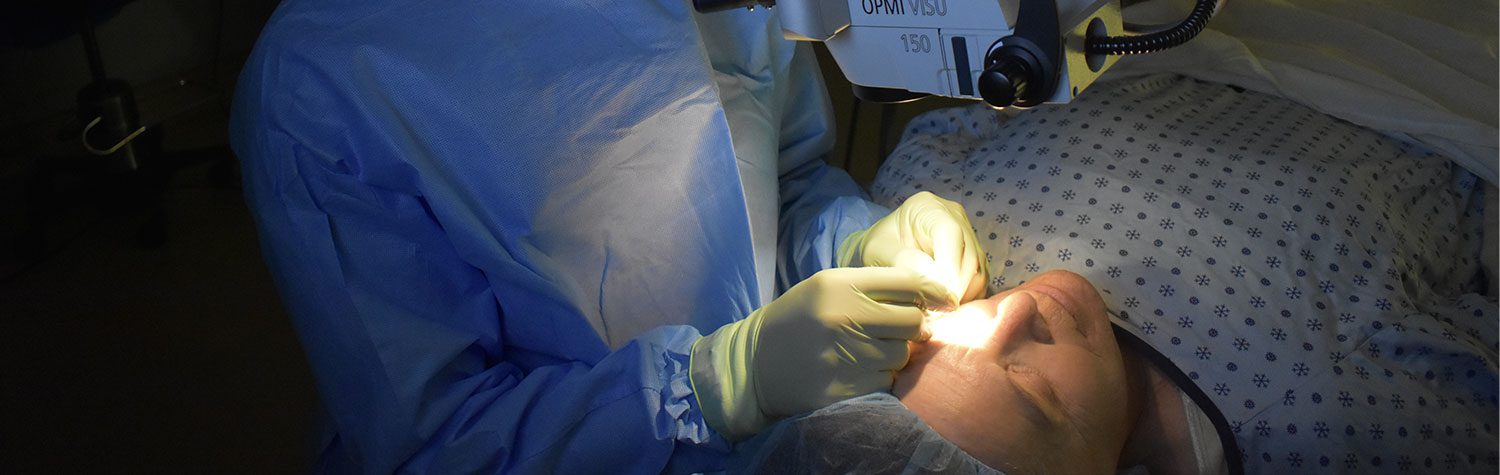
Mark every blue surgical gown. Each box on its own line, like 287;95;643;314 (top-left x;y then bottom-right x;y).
229;0;887;472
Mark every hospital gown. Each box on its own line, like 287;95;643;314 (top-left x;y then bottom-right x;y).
230;1;884;472
872;74;1498;473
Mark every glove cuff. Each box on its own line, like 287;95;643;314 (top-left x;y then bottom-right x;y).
836;229;867;268
689;319;769;441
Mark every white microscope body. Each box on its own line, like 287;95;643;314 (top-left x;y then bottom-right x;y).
781;0;1122;107
698;0;1133;109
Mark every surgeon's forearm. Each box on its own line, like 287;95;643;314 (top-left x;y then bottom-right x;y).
390;326;731;473
776;159;888;290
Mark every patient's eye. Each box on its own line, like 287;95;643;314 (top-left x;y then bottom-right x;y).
925;307;995;348
1006;364;1057;427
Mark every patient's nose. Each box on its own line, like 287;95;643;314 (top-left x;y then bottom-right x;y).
990;292;1052;352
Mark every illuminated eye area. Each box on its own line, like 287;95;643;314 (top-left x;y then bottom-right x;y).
925;304;999;348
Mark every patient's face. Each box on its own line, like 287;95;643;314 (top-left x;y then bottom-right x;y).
893;270;1131;474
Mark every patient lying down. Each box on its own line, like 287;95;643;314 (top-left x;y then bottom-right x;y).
730;270;1231;475
896;270;1224;475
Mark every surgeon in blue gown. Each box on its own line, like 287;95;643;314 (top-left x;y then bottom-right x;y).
231;0;988;473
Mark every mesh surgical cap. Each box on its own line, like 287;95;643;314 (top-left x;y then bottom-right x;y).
728;393;1007;475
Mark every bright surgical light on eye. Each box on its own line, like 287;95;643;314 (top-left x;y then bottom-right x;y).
924;305;998;348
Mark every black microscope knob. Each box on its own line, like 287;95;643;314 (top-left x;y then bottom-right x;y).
978;60;1029;109
692;0;769;12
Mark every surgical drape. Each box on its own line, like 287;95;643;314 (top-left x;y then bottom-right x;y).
229;0;884;472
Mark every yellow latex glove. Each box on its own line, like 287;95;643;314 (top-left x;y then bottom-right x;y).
837;191;990;303
689;266;953;441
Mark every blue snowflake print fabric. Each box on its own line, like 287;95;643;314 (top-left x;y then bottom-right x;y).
870;74;1499;474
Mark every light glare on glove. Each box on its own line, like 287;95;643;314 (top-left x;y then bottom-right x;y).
689;266;953;441
838;191;991;303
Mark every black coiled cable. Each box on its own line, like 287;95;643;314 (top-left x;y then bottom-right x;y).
1087;0;1217;55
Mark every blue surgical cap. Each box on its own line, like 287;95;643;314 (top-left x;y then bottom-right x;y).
729;393;1007;474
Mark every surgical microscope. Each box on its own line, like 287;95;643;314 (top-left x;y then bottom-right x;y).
695;0;1219;109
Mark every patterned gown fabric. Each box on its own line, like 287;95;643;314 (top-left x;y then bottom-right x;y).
871;74;1498;474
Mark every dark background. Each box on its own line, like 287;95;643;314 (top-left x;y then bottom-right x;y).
1;2;311;472
0;1;962;471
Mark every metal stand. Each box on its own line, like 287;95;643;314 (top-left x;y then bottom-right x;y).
25;10;235;251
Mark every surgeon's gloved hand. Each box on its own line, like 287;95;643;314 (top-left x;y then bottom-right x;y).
690;267;954;441
838;191;990;303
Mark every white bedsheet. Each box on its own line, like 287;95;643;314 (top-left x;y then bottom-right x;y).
871;75;1497;473
1111;0;1498;184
